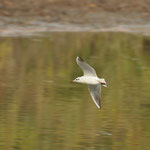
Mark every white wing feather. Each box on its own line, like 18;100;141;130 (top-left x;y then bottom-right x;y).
76;56;97;77
88;84;101;109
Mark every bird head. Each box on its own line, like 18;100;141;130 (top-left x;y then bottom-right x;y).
73;77;81;83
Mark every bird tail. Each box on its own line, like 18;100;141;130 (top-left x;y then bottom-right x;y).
99;78;108;87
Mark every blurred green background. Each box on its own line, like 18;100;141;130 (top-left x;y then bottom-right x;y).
0;32;150;150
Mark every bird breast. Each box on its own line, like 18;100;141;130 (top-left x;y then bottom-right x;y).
80;76;100;85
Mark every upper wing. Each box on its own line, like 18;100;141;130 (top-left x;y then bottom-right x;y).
88;84;101;109
76;56;97;77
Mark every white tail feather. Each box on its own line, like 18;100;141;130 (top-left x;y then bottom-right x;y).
99;78;108;87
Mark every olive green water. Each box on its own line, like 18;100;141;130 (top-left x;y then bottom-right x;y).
0;32;150;150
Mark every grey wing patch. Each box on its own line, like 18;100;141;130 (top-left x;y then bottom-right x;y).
88;84;101;109
76;56;97;77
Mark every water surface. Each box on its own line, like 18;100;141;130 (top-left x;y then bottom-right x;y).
0;32;150;150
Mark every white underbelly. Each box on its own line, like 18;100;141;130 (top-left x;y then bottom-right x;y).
81;76;99;85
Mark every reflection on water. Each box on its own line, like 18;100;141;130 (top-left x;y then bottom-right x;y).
0;32;150;150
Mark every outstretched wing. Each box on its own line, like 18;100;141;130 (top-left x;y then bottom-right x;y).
76;56;97;77
88;84;101;109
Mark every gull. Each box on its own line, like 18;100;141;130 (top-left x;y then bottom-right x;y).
73;56;108;109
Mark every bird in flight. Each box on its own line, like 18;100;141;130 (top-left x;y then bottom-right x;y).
73;56;108;109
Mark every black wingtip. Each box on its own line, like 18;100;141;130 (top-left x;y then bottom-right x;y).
77;56;84;62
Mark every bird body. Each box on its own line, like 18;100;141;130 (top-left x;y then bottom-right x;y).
73;56;108;109
75;76;100;85
74;76;107;85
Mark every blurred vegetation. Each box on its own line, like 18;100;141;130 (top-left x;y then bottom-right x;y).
0;0;150;17
0;32;150;150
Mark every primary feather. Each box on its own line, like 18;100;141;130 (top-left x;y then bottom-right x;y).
76;56;97;77
88;84;101;109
